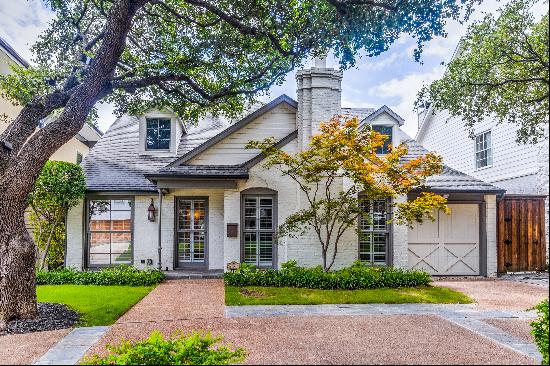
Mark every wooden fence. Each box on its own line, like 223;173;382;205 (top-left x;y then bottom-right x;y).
497;195;547;273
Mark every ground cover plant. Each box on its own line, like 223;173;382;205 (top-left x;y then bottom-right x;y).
81;330;246;365
37;285;153;326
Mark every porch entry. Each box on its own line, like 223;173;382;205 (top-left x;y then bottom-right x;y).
176;197;207;269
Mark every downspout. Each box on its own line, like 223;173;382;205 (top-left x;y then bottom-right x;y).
157;189;163;271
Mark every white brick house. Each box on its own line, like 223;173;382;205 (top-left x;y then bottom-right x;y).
65;62;504;276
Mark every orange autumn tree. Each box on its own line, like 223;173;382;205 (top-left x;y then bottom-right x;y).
247;116;449;272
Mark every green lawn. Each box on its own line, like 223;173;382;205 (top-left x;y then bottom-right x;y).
37;285;154;326
225;285;472;306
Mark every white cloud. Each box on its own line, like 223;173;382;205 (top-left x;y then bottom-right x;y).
0;0;53;63
369;66;446;137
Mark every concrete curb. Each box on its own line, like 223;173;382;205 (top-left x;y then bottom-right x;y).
34;326;109;365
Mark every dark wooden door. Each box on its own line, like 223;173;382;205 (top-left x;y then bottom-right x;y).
497;196;547;273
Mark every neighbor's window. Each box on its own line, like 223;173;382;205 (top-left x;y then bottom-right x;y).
475;131;492;169
146;118;171;150
372;125;393;154
359;199;390;266
87;199;133;266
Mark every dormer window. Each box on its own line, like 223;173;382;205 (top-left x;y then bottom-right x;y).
146;118;171;150
372;125;393;154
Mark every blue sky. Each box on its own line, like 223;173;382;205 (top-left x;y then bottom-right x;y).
0;0;529;136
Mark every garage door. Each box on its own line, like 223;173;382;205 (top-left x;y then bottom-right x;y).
408;204;480;275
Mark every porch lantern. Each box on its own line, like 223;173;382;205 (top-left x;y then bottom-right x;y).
147;199;157;222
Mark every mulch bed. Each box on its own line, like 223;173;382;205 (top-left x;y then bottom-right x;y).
1;303;79;335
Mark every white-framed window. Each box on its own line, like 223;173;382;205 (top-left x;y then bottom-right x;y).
359;199;390;266
146;118;171;150
475;131;492;169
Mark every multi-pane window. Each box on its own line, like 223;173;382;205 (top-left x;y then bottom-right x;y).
372;125;393;154
475;131;492;169
146;118;171;150
176;199;206;267
87;199;133;266
243;196;275;268
359;199;390;265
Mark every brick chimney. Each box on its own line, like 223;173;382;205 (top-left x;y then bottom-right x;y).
295;58;343;149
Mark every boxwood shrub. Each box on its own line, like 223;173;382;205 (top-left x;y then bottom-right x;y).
224;261;431;290
36;266;165;286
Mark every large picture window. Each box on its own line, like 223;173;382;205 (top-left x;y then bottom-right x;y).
475;131;492;169
359;199;390;265
146;118;171;150
87;198;133;267
242;193;276;268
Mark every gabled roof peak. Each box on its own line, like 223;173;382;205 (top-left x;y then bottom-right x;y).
360;105;405;126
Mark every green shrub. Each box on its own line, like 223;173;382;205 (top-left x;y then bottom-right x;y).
224;260;431;290
530;299;549;365
36;266;165;286
81;330;246;365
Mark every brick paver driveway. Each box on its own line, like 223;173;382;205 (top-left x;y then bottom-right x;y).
84;279;544;365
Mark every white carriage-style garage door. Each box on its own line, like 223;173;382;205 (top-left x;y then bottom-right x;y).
408;204;480;275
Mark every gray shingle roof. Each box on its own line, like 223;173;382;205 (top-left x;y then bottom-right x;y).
82;96;503;194
400;134;504;193
82;115;175;192
340;107;375;121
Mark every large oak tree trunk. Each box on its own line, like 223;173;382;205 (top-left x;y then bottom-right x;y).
0;0;144;330
0;196;37;330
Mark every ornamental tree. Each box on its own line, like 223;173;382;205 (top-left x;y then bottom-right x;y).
0;0;471;328
415;0;549;144
248;117;449;272
28;161;86;271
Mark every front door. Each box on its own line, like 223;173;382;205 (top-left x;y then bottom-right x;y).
176;198;207;269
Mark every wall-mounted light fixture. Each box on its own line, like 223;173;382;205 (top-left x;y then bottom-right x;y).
148;198;157;222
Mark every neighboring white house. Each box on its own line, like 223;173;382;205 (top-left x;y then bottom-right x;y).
416;92;549;265
65;61;504;277
0;37;103;164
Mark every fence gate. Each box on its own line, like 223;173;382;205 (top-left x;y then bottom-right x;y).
497;195;547;273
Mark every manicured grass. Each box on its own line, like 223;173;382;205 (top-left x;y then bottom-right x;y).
37;285;154;326
225;285;472;306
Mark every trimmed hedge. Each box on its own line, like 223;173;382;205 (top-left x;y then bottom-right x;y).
36;266;165;286
530;299;549;365
224;261;431;290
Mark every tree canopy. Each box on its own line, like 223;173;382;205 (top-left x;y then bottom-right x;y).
1;0;474;123
416;0;549;144
248;117;448;272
